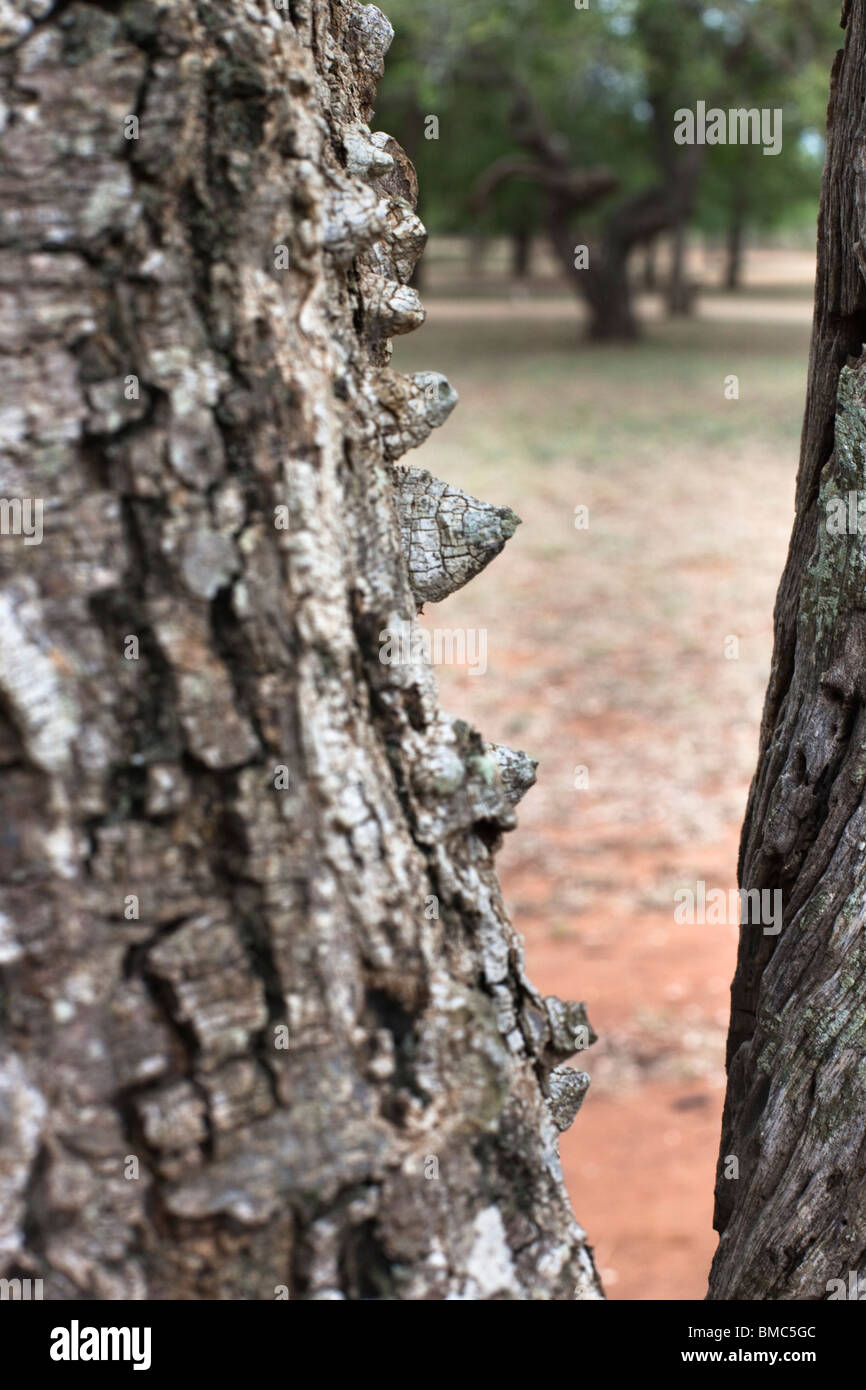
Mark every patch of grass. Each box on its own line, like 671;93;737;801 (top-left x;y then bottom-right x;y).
394;303;809;494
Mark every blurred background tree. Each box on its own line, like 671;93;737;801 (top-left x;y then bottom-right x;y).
378;0;839;337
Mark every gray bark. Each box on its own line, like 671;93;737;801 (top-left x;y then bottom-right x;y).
0;0;600;1300
709;0;866;1300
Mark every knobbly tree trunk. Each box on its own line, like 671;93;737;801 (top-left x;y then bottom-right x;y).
709;0;866;1300
0;0;601;1301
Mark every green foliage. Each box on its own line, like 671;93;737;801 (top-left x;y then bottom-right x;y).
377;0;841;242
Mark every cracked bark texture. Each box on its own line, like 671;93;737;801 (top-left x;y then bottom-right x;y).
0;0;601;1300
709;0;866;1300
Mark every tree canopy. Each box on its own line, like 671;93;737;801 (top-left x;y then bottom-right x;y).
377;0;840;250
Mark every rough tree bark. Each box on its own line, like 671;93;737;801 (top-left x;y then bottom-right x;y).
0;0;601;1300
709;0;866;1300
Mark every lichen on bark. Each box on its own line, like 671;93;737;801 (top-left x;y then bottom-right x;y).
0;0;600;1300
709;0;866;1300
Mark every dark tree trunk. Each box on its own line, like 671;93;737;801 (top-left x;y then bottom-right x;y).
471;78;702;342
665;221;694;316
0;0;600;1301
546;206;639;341
569;168;702;339
583;251;641;341
708;2;866;1300
723;199;746;292
511;228;532;280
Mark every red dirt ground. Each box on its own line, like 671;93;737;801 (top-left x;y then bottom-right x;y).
395;256;813;1297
